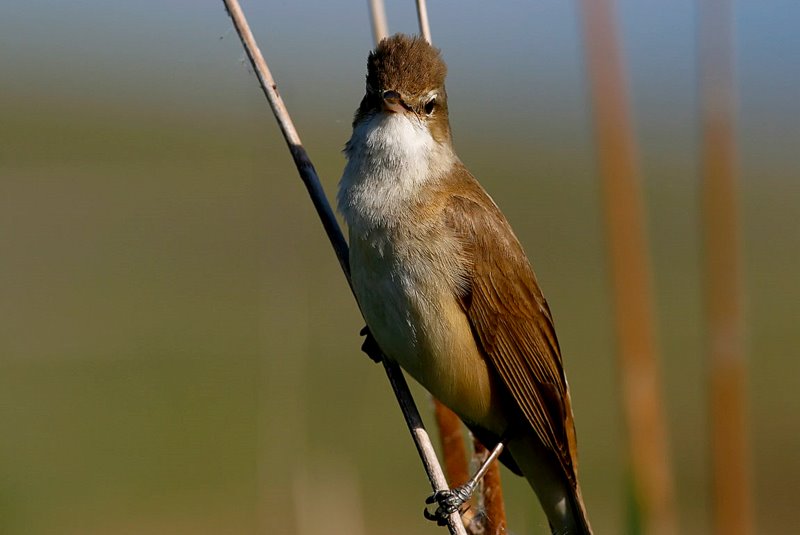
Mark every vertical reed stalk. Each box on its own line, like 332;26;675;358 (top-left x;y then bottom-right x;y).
578;1;678;533
415;0;432;43
367;0;388;44
698;1;753;533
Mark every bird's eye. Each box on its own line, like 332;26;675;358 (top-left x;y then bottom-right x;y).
424;98;436;115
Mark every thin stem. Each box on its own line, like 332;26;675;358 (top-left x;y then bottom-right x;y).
221;1;465;533
415;0;432;43
470;442;504;486
367;0;388;44
220;0;349;282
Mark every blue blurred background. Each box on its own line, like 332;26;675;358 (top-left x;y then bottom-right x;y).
1;1;798;533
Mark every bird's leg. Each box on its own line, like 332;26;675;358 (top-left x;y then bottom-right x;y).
359;325;383;363
423;439;506;525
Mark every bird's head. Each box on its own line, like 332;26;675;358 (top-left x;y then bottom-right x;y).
354;34;451;145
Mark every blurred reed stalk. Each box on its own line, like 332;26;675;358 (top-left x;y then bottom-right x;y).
221;1;466;533
433;402;472;492
578;0;678;533
433;402;475;526
697;1;753;534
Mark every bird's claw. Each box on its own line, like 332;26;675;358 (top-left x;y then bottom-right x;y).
423;483;476;525
359;326;383;363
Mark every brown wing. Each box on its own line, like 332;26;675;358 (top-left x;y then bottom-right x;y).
442;175;578;484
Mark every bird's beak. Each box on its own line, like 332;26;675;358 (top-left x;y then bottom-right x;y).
381;90;408;114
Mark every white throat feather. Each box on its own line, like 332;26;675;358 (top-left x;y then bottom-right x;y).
338;111;455;231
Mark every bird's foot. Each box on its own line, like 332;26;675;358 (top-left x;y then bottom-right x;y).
359;326;382;363
423;481;477;526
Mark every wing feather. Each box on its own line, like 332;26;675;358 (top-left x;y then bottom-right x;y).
443;175;578;483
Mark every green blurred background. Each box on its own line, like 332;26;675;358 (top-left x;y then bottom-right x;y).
1;1;797;533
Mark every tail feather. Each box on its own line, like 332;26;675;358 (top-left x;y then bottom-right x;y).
508;435;592;534
548;483;592;535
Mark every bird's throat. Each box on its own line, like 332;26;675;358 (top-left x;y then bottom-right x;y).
338;112;455;229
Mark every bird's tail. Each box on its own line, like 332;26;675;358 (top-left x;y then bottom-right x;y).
549;482;592;535
509;434;593;534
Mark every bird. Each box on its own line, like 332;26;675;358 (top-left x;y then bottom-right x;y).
337;34;592;534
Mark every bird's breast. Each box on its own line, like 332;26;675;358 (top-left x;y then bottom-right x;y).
338;114;506;431
348;221;505;432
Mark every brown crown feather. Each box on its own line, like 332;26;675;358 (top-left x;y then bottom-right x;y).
367;34;447;96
